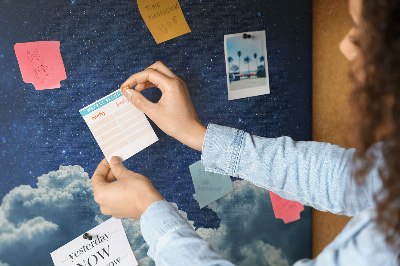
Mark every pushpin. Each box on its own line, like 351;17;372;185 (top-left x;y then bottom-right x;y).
243;33;252;39
83;233;96;241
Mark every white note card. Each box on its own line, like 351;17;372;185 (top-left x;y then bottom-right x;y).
79;89;158;162
51;218;137;266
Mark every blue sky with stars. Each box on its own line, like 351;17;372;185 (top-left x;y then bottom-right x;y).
0;0;312;264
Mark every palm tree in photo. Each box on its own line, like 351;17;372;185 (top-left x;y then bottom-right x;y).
237;51;242;76
260;55;265;71
244;56;251;78
228;56;234;73
253;53;258;74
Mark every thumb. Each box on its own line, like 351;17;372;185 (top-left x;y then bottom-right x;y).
122;89;154;115
109;156;128;178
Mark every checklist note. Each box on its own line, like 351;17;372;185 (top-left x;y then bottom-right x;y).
80;90;158;162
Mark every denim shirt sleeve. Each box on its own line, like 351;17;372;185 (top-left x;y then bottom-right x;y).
140;200;235;266
201;124;382;216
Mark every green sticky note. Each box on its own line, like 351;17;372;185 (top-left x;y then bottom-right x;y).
189;161;233;208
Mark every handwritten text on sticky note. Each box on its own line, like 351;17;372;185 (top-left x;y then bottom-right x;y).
269;191;304;224
189;161;233;208
137;0;191;44
14;41;67;90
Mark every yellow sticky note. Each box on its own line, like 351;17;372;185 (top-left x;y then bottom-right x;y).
137;0;191;44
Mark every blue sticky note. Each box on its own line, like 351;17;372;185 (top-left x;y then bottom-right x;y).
189;161;233;208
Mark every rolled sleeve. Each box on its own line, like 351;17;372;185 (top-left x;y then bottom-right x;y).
200;124;380;216
201;123;245;176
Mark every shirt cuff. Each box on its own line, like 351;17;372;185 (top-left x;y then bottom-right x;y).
201;123;245;176
140;200;192;260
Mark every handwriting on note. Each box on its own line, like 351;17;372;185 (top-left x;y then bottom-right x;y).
137;0;191;44
269;192;304;224
189;161;233;208
92;112;106;120
116;98;129;108
80;90;158;163
14;41;67;90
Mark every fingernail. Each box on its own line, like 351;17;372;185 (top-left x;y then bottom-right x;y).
110;156;122;165
123;89;133;100
120;85;130;92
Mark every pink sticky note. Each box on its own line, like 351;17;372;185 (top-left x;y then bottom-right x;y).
14;41;67;90
269;191;304;224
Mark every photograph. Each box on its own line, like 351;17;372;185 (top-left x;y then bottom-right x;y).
224;30;270;100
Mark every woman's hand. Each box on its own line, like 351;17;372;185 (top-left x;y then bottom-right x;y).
120;61;206;152
91;157;164;220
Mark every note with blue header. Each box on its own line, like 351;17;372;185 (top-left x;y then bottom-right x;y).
79;89;158;163
189;161;233;208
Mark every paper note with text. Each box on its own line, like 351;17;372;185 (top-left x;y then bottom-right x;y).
137;0;191;44
80;90;158;162
269;191;304;224
51;218;137;266
14;41;67;90
189;161;233;208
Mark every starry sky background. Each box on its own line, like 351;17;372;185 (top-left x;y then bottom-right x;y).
0;0;312;265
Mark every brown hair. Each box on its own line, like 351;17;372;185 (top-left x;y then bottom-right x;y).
350;0;400;254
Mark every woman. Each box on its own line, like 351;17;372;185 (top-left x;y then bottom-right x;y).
91;0;400;264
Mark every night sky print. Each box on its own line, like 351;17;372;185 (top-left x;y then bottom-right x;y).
0;0;312;265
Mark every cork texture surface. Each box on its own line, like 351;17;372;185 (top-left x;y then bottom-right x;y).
312;0;353;257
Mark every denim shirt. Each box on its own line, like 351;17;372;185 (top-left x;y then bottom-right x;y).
140;124;399;265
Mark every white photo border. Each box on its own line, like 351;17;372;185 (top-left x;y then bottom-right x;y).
224;30;270;100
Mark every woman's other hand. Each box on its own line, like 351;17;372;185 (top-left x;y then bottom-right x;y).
91;157;164;220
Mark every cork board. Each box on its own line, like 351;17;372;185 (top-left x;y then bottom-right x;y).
1;1;312;265
312;0;353;257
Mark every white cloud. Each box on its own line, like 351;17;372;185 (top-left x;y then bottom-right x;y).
195;180;289;266
240;240;289;266
121;218;154;266
0;166;290;266
0;216;58;253
0;166;105;265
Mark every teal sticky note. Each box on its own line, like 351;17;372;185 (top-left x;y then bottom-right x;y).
189;161;233;208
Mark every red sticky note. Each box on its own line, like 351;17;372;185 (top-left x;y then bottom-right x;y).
269;191;304;224
14;41;67;90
